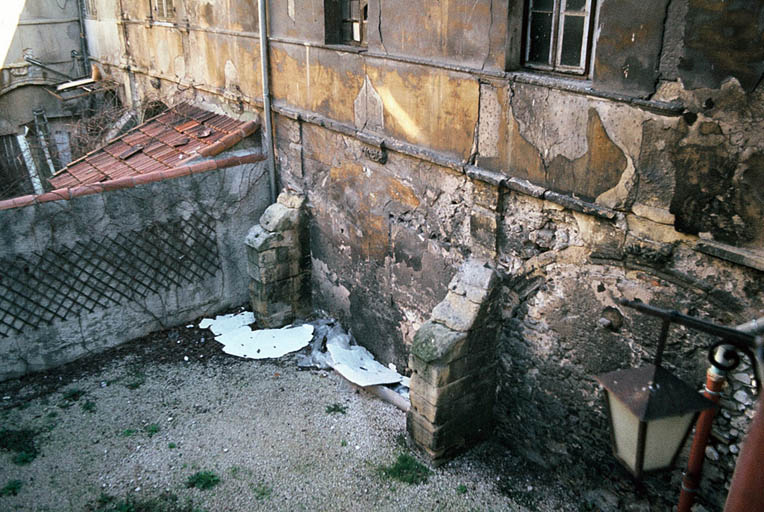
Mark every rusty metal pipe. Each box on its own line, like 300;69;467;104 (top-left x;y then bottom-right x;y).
257;0;276;203
724;398;764;511
677;364;726;512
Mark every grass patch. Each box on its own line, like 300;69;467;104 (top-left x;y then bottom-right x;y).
125;372;146;390
82;400;97;413
185;471;220;490
457;484;468;494
58;388;86;409
341;439;348;447
0;428;39;465
379;453;432;485
168;442;177;449
90;491;202;512
251;483;272;501
0;479;22;497
63;388;86;401
144;424;160;437
121;429;137;437
325;403;347;415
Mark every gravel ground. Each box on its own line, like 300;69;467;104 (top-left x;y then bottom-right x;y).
0;313;571;512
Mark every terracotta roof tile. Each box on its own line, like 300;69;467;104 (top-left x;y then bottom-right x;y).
140;121;167;137
47;103;259;188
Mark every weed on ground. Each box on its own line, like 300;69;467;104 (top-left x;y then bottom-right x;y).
325;403;347;414
185;471;220;490
125;372;146;390
251;483;272;501
145;424;160;437
60;388;86;408
0;428;39;465
379;453;432;485
89;491;204;512
0;479;22;497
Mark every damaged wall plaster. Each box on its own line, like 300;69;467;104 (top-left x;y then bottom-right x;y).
0;161;269;381
48;0;764;505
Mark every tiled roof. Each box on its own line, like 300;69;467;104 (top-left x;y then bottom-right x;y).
49;103;260;189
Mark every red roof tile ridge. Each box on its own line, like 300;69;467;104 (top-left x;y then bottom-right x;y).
0;152;266;212
197;120;260;158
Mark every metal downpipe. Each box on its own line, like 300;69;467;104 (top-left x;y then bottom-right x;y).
258;0;277;203
76;0;91;77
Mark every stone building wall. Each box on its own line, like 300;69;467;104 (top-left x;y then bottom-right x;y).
78;0;762;508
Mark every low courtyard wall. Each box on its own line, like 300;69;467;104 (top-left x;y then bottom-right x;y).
0;157;269;381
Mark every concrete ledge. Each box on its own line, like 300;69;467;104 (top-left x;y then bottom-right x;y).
696;240;764;272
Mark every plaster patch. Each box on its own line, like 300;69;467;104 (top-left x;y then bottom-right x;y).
478;83;500;158
288;0;295;21
593;102;651;159
512;84;589;161
173;55;185;80
224;60;239;91
354;76;384;132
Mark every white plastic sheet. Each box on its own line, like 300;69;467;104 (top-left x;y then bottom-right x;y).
200;311;313;360
326;343;403;387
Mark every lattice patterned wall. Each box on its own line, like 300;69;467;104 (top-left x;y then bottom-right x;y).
0;212;221;337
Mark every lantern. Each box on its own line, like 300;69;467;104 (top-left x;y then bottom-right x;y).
596;364;715;479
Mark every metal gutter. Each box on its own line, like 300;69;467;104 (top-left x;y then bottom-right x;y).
16;130;44;195
258;0;277;203
76;0;91;77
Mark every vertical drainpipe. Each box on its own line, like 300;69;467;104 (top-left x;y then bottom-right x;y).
258;0;277;203
76;0;91;77
17;129;44;195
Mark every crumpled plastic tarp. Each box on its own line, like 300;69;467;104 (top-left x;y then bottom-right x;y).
199;311;313;359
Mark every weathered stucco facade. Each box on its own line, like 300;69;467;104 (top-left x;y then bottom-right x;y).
38;0;764;508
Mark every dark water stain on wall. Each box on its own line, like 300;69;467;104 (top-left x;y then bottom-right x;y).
545;109;627;202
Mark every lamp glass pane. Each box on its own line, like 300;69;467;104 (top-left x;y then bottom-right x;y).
608;393;640;473
642;412;694;471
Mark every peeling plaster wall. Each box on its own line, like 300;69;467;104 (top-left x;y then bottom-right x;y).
0;160;269;381
494;189;763;510
293;123;470;369
75;2;762;506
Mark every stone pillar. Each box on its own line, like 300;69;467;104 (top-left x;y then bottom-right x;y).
245;191;311;327
407;258;499;465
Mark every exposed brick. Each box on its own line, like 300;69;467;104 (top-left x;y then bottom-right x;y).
407;406;493;454
409;347;495;387
409;365;496;408
410;380;495;424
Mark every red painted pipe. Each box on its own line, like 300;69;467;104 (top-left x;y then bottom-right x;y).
677;369;725;512
724;398;764;511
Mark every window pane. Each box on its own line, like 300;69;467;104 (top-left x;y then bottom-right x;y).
528;12;553;64
560;15;584;67
532;0;555;11
565;0;587;12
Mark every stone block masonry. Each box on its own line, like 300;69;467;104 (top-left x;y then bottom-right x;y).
245;191;311;328
407;258;499;465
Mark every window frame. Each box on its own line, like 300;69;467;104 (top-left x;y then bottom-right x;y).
523;0;595;76
83;0;97;19
326;0;368;47
152;0;175;21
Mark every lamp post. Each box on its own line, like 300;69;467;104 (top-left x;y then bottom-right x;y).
596;299;761;510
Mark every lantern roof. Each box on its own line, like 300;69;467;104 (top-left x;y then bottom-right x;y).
596;364;715;421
